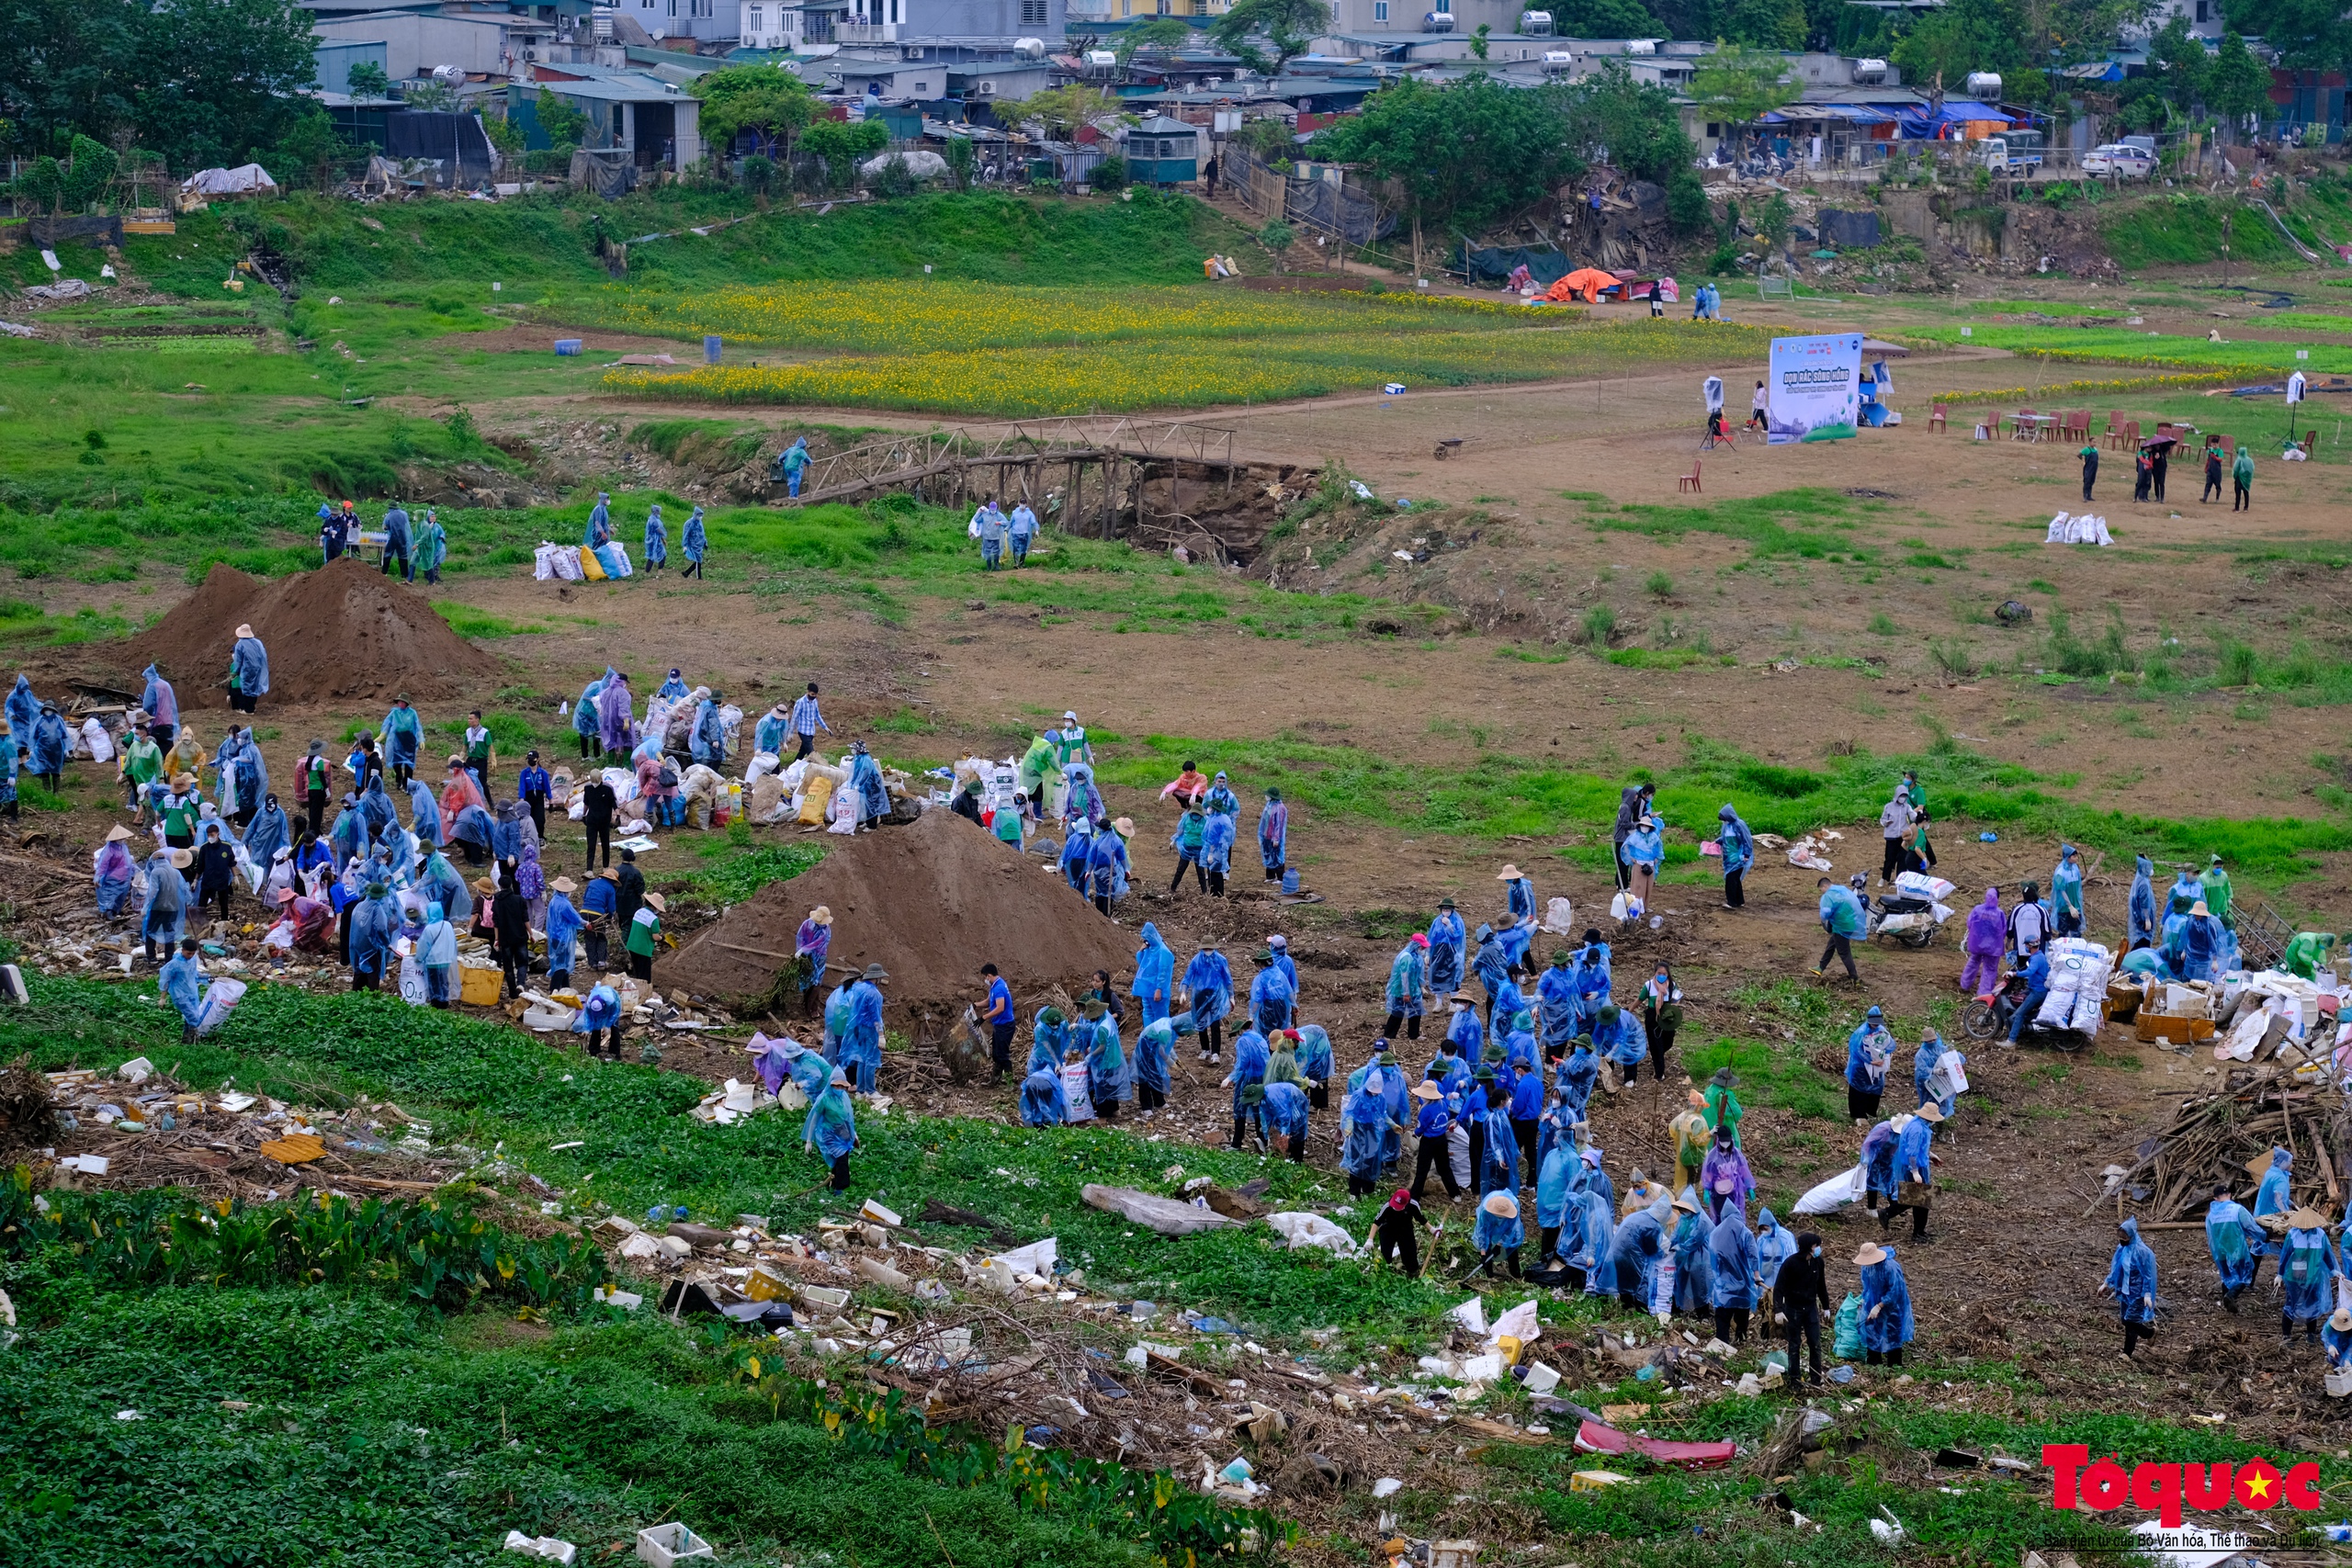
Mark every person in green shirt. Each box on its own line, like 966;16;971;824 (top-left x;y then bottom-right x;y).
159;773;200;850
2233;446;2255;512
625;890;665;981
2078;441;2098;502
119;729;163;817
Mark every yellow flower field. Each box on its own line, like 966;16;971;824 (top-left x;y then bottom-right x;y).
599;283;1773;417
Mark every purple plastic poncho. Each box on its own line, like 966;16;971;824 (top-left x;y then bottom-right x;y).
597;671;635;753
1963;888;2004;959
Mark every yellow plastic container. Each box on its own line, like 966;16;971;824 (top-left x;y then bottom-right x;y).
1571;1469;1633;1492
459;964;503;1006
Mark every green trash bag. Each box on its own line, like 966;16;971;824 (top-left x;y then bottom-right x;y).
1833;1291;1865;1360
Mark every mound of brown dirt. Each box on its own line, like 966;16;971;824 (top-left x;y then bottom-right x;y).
660;808;1137;1023
120;558;501;710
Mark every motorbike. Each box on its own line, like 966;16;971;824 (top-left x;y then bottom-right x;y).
1960;970;2090;1051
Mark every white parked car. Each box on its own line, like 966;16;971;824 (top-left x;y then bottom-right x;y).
2083;143;2154;178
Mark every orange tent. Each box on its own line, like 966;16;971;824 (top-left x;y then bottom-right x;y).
1544;267;1621;303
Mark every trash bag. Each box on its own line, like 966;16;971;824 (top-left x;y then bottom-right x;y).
1833;1291;1865;1359
192;976;247;1037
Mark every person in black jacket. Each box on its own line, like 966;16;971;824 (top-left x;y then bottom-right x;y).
615;847;645;935
1370;1188;1430;1280
492;867;532;996
951;777;985;825
1772;1230;1831;1387
582;774;616;871
194;822;238;924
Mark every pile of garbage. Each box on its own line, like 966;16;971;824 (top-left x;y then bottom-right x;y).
7;1056;469;1201
2042;512;2115;547
534;539;634;582
2096;1036;2352;1224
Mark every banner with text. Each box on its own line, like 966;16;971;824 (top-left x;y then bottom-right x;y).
1767;333;1862;444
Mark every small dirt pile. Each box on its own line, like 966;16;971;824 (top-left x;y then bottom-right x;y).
661;809;1136;1023
121;558;501;709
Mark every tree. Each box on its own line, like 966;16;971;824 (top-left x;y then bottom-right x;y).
533;86;588;151
2204;31;2273;132
345;60;390;99
1554;0;1662;36
1021;83;1126;140
1118;16;1193;61
130;0;322;170
59;132;117;209
1887;0;2023;110
1210;0;1330;74
15;154;65;215
1689;43;1797;142
1558;60;1691;181
692;61;816;159
800;117;887;191
1312;74;1577;244
2146;14;2207;113
401;78;459;112
2225;0;2347;73
944;132;976;189
1719;0;1805;51
268;107;357;193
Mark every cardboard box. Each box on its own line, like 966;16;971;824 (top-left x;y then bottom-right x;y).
459;964;503;1006
2136;1011;2216;1045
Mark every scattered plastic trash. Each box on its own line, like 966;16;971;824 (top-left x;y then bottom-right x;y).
1349;480;1374;501
1870;1510;1905;1547
1978;832;1998;843
1373;1477;1405;1499
634;1522;714;1565
504;1532;579;1564
1219;1457;1254;1485
1828;1365;1855;1383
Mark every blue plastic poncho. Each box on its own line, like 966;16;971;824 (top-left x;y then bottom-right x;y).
571;983;621;1036
350;889;401;977
841;979;885;1090
1446;1004;1484;1061
1201;813;1236;876
1913;1037;1950;1113
1716;805;1753;875
1258;795;1287;872
1671;1208;1713;1314
156;950;209;1032
1472;929;1510;998
2128;855;2157;949
1060;826;1092;892
1555;1045;1599;1112
1862;1119;1899;1199
418;853;469;927
1183;949;1232;1029
1474;1198;1525;1254
683;506;707;563
1754;1208;1795;1286
573;677;605;742
405;776;444;847
1085;1015;1125;1105
1249;962;1295;1033
379;704;423;769
1262;1080;1310;1144
1536;963;1579;1046
138;666;176;728
691;700;727;768
1576;1190;1618;1295
2104;1218;2156;1325
1026;1009;1072;1077
28;708;66;776
1708;1206;1759;1310
1295;1024;1333;1087
545;891;582;976
1228;1029;1269;1117
233;736;267;811
1340;1068;1392;1181
1427;908;1465;993
141;851;187;945
851;751;888;821
1019;1067;1068;1126
1131;923;1173;1024
1895;1113;1934;1191
2281;1224;2337;1322
805;1084;858;1162
584;495;611;550
1847;1017;1890;1091
231;636;269;698
2205;1197;2265;1293
6;674;40;738
1386;942;1429;1020
1087;829;1128;900
2256;1147;2293;1229
1597;1008;1647;1069
643;504;667;566
1860;1251;1914;1353
2052;849;2084;920
1478;1106;1518;1194
1609;1210;1663;1303
1134;1018;1178;1096
94;837;138;919
1536;1145;1574;1233
241;799;289;870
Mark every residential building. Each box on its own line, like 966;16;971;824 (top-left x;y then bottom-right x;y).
307;9;556;82
2123;0;2223;44
513;65;705;168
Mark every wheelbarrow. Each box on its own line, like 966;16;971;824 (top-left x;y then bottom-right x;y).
1433;438;1464;460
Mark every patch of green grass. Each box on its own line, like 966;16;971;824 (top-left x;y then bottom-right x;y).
1603;648;1736;670
429;601;549;639
1590;488;1867;562
670;841;824;906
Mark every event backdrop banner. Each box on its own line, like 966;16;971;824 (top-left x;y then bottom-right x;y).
1767;333;1862;444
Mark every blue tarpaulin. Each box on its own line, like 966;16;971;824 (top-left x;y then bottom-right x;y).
1898;99;2014;139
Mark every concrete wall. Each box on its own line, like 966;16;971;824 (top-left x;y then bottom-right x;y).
608;0;744;45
